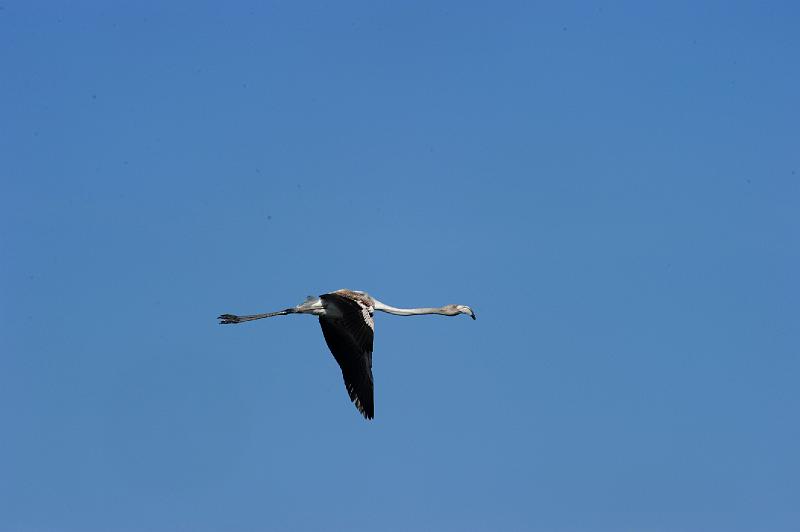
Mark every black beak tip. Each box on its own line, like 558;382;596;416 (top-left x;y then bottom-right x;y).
471;312;476;320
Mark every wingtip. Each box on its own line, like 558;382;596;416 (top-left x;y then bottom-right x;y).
357;405;374;420
359;402;374;420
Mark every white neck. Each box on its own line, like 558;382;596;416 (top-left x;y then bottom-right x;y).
372;299;457;317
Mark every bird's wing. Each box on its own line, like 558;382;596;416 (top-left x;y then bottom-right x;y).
318;293;375;419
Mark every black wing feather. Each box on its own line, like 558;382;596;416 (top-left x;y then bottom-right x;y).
318;294;375;419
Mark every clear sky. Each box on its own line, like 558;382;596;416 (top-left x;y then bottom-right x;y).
2;1;798;531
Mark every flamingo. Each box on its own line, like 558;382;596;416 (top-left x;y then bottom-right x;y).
218;289;475;419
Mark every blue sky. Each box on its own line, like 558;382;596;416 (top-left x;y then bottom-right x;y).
2;1;798;531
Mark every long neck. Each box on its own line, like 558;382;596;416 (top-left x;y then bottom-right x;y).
372;300;456;317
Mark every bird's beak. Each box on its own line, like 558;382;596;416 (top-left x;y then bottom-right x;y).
470;311;476;320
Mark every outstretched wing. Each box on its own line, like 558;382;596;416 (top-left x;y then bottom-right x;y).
318;293;375;419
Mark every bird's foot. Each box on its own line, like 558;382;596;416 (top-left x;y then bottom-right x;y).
218;314;242;324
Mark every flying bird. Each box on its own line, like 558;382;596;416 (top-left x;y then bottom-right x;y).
218;289;476;420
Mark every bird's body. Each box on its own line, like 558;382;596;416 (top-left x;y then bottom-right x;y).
219;289;475;420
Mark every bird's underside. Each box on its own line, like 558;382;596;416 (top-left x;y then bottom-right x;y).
218;288;475;420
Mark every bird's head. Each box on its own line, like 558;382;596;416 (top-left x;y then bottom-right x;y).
455;305;476;320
